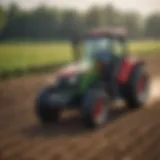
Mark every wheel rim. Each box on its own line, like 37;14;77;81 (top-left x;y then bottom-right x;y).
93;98;103;119
137;76;148;102
137;77;145;94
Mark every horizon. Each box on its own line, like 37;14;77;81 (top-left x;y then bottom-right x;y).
0;0;160;15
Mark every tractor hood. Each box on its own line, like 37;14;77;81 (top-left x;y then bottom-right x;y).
56;61;92;78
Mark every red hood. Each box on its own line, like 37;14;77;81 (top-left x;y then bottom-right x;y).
56;62;91;77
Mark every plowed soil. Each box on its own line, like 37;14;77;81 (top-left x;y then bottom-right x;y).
0;53;160;160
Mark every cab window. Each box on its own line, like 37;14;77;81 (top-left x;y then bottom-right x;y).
113;40;124;56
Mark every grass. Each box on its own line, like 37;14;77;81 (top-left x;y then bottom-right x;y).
129;40;160;55
0;42;73;72
0;40;160;74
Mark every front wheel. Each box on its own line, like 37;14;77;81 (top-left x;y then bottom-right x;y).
35;86;61;124
36;104;60;124
81;89;110;129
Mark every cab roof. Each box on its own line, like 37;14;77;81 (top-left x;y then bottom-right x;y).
87;27;127;38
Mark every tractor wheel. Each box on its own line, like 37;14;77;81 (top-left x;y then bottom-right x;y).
35;86;60;124
36;104;60;124
81;89;110;129
124;64;149;108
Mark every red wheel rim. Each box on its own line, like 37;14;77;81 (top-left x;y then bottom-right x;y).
93;98;103;119
137;77;145;94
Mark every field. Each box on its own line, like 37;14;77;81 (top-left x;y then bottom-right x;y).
0;42;72;73
0;51;160;160
0;40;160;73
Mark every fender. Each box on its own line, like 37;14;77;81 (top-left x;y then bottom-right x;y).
116;57;144;84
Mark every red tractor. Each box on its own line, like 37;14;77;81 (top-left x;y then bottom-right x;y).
36;27;150;128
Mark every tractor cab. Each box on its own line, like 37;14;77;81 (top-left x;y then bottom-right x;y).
72;27;127;64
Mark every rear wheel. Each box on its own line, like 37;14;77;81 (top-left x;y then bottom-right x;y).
124;65;149;108
81;89;110;129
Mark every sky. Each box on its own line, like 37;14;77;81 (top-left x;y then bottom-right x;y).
0;0;160;15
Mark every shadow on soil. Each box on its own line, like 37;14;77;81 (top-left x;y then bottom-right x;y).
22;107;136;138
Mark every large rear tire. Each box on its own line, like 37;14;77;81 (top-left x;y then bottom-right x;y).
124;65;149;108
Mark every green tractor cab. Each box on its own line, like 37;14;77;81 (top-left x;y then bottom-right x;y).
35;28;149;129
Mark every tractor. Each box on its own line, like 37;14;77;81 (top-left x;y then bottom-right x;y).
35;28;149;128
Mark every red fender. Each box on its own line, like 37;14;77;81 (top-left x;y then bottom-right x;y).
116;57;144;84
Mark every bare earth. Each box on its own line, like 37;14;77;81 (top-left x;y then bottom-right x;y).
0;53;160;160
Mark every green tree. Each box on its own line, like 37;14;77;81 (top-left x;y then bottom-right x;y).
0;6;7;32
0;3;21;40
7;3;20;20
145;12;160;39
0;2;158;41
123;12;142;39
85;6;103;29
103;4;117;26
29;6;60;39
58;9;84;39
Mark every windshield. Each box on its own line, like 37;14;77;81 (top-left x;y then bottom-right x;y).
81;37;112;62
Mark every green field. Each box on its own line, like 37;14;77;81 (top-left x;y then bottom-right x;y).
129;40;160;54
0;42;73;72
0;41;160;73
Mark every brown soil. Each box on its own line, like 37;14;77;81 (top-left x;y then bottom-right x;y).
0;53;160;160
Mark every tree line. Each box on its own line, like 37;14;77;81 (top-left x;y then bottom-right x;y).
0;3;159;41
